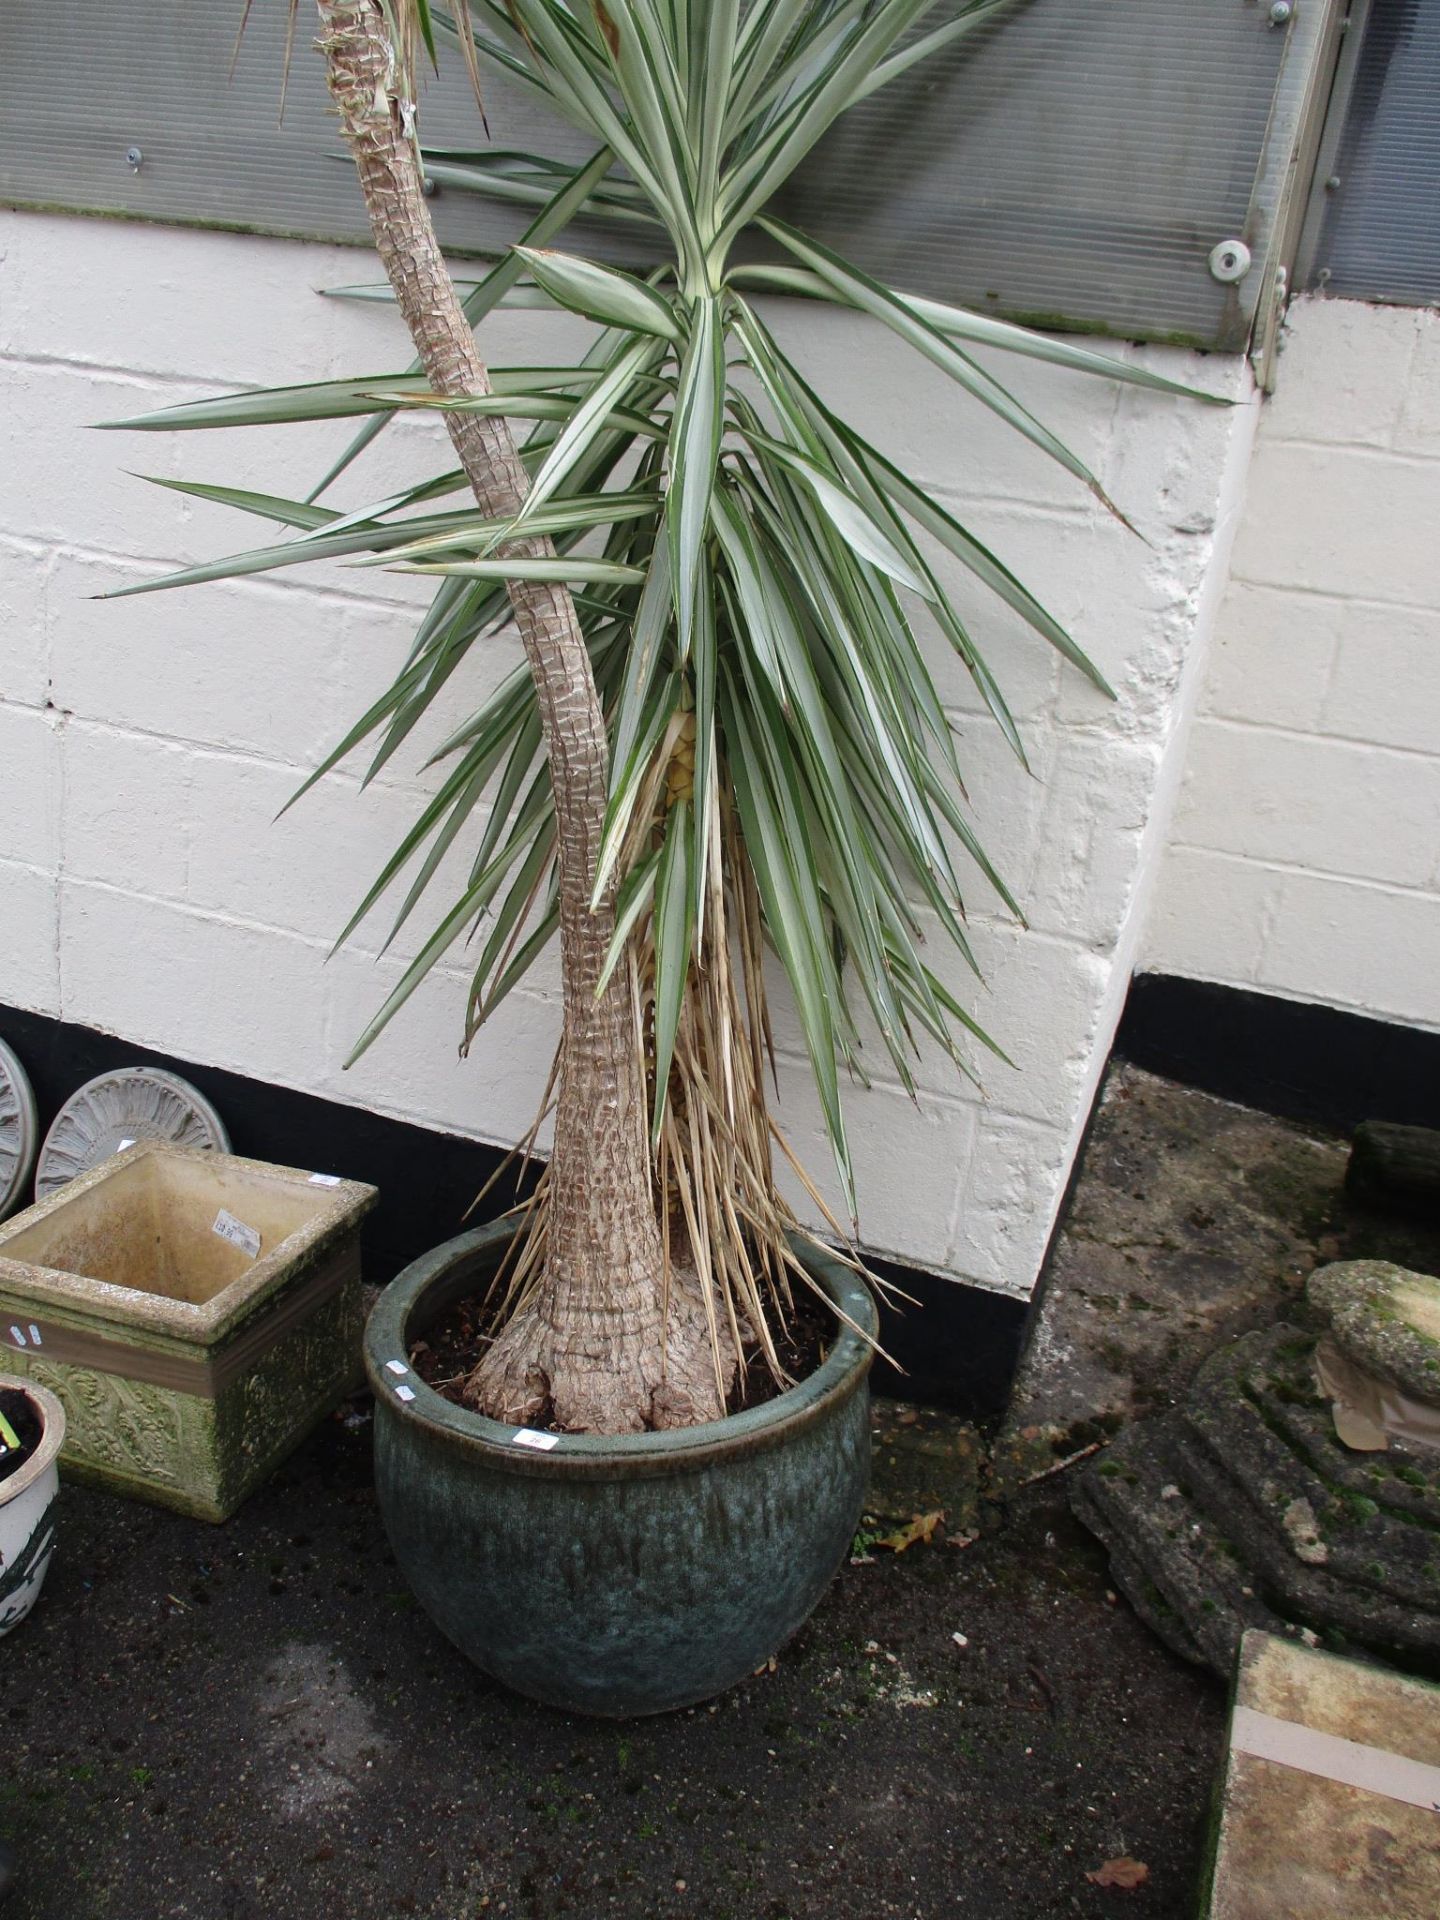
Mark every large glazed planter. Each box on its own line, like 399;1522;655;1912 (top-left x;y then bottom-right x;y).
0;1143;376;1521
0;1377;65;1638
365;1220;876;1717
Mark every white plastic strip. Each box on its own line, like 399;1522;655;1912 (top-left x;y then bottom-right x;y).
1231;1705;1440;1813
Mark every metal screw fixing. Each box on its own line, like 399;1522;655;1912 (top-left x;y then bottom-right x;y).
1269;2;1293;23
1208;238;1253;284
125;146;143;171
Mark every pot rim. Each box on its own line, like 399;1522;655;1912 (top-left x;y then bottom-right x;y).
0;1374;66;1505
364;1218;877;1471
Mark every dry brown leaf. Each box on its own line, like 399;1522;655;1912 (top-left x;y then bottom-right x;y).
1085;1857;1150;1890
875;1510;945;1553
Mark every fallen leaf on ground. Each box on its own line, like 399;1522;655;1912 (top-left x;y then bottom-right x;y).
875;1510;946;1552
1086;1857;1149;1890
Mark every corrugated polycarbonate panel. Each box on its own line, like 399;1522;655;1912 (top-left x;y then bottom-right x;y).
0;2;1329;350
775;0;1295;349
1311;0;1440;304
0;3;597;255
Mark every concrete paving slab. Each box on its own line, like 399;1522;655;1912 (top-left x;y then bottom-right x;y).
997;1065;1440;1494
868;1401;983;1531
1207;1631;1440;1920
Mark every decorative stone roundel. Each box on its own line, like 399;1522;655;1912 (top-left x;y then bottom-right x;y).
0;1038;39;1222
34;1069;231;1201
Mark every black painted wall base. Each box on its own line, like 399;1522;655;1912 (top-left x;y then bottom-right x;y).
1117;974;1440;1136
0;1006;1025;1419
0;1004;538;1289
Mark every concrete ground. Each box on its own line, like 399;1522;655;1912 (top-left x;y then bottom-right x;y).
3;1063;1432;1920
997;1064;1440;1488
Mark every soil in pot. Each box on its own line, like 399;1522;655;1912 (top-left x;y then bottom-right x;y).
0;1387;41;1485
408;1276;834;1420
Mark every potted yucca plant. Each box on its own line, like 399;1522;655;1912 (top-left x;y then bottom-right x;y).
107;0;1213;1712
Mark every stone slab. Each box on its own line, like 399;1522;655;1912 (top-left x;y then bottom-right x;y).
996;1066;1349;1493
1206;1631;1440;1920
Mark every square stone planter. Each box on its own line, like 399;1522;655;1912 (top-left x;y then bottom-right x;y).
0;1143;377;1521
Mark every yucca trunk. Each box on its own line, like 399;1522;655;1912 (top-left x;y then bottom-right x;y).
317;0;723;1432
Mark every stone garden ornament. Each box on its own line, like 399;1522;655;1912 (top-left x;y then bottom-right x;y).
105;0;1219;1710
34;1067;229;1200
1074;1261;1440;1678
0;1040;38;1223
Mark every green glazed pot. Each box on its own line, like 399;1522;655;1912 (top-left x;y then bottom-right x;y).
364;1220;876;1717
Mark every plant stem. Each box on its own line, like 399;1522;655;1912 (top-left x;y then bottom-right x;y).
315;0;723;1430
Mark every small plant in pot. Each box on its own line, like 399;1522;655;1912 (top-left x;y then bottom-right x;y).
0;1377;65;1640
109;0;1215;1712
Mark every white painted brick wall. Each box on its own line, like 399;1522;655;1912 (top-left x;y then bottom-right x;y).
1148;296;1440;1035
0;209;1256;1297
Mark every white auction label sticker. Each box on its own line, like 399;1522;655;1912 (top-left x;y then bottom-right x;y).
212;1209;261;1259
385;1360;409;1377
394;1383;416;1403
308;1172;342;1187
511;1428;560;1452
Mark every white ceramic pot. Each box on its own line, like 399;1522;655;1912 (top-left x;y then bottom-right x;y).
0;1376;64;1638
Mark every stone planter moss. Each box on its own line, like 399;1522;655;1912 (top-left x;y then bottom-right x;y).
0;1143;376;1521
365;1220;877;1717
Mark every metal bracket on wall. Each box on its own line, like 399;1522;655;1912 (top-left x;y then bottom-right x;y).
1245;0;1355;390
1251;264;1291;395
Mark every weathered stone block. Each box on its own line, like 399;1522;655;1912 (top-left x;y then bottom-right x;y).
1074;1325;1440;1678
1310;1259;1440;1404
